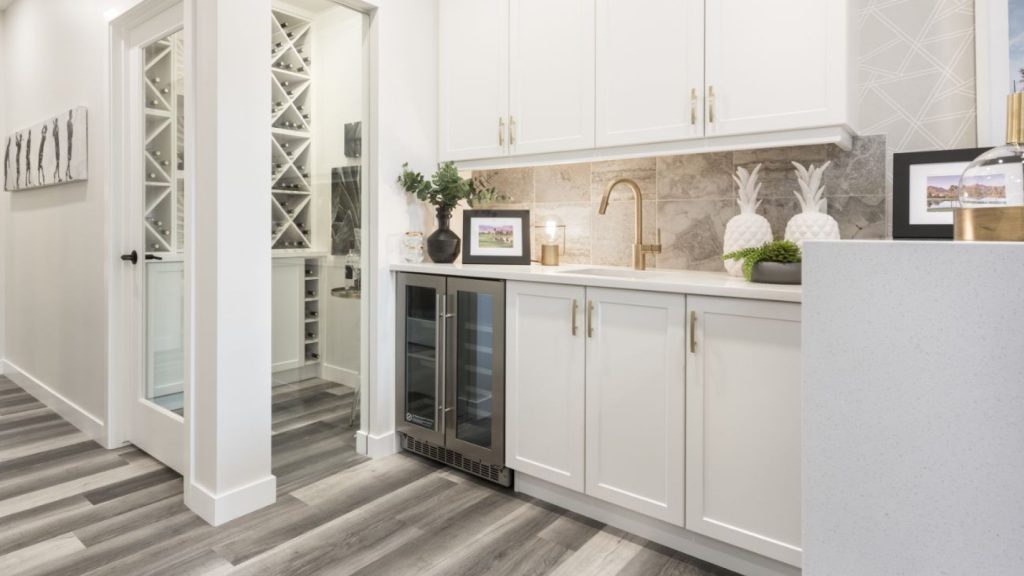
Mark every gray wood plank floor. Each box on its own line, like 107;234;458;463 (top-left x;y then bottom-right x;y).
0;375;737;576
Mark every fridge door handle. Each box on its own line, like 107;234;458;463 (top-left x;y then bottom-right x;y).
435;293;446;430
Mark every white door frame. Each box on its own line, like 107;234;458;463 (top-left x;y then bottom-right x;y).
108;0;189;474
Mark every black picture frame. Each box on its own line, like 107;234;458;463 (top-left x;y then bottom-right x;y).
462;209;531;265
893;147;990;239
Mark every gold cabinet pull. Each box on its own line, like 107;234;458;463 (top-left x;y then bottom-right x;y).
690;310;697;353
707;86;716;124
499;117;505;147
587;301;594;338
572;299;579;336
509;115;517;146
690;88;698;125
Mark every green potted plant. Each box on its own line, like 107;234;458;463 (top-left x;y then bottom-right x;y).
397;161;496;263
723;240;802;284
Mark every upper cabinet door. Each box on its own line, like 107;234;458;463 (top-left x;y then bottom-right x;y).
596;0;704;147
685;296;803;567
439;0;509;161
704;0;846;137
509;0;595;156
585;288;686;527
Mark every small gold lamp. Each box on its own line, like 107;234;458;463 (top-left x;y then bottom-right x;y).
537;217;566;266
954;92;1024;241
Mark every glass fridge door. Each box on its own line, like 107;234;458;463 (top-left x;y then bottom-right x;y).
445;278;505;465
396;273;446;445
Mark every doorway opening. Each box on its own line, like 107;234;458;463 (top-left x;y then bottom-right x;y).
268;0;372;491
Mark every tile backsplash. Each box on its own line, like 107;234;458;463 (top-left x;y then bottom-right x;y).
473;135;886;271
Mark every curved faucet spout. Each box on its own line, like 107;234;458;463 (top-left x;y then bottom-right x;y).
597;178;661;270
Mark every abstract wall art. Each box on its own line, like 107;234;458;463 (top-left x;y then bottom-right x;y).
3;106;88;191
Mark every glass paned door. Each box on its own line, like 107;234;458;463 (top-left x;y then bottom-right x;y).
143;29;186;417
396;274;446;445
446;278;505;465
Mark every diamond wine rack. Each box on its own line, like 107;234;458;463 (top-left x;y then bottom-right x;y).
144;35;184;256
272;9;313;250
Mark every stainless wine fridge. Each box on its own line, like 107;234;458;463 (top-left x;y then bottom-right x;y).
396;273;510;486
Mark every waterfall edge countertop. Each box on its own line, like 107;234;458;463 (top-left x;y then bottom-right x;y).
390;262;801;303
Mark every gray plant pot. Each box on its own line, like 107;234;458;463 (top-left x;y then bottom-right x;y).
750;262;802;285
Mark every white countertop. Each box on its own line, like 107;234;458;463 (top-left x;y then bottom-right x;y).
390;262;802;303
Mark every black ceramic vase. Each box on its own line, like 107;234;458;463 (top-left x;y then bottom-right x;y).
427;207;461;263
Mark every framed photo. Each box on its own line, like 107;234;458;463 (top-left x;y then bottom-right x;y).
462;210;531;265
975;0;1024;146
893;148;1010;239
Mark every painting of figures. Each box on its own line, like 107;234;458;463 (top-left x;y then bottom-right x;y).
3;106;88;191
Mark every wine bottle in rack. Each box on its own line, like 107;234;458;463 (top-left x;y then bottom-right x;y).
148;172;157;180
306;289;316;297
306;331;315;339
161;87;170;95
308;352;320;361
150;99;159;107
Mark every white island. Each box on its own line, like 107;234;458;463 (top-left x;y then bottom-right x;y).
803;240;1024;575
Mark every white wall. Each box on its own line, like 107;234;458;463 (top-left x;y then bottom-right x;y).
363;0;438;455
0;0;138;428
0;8;6;368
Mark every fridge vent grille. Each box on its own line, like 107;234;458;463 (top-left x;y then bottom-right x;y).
402;434;512;487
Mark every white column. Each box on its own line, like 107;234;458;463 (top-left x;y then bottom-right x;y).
185;0;275;526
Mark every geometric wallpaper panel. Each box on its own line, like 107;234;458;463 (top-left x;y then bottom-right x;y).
855;0;977;234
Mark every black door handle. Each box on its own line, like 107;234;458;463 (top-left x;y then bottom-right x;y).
120;250;138;265
145;254;163;261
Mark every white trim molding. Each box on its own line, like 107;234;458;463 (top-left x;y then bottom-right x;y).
356;430;398;458
185;475;278;526
2;360;110;447
516;473;800;576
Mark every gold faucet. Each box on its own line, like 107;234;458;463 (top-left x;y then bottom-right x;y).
598;178;662;271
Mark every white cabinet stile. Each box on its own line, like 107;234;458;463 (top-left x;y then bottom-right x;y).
505;282;586;491
596;0;705;147
584;288;686;527
685;295;802;567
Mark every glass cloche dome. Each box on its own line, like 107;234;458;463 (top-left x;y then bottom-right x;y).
955;93;1024;241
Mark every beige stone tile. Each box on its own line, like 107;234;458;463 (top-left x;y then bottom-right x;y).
733;144;831;200
535;163;591;203
826;135;886;198
655;200;737;272
472;168;534;204
530;203;592;264
590;158;657;203
590;199;657;267
656;153;733;200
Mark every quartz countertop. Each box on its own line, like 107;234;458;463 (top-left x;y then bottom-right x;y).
390;261;802;303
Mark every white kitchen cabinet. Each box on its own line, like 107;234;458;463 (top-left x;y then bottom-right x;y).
509;0;595;155
505;282;586;492
596;0;705;147
272;258;304;372
438;0;509;161
585;288;686;526
685;296;802;567
704;0;847;137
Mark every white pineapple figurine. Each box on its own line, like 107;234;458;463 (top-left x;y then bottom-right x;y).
723;164;773;277
785;161;839;247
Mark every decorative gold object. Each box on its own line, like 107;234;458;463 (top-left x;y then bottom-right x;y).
535;217;566;266
954;93;1024;241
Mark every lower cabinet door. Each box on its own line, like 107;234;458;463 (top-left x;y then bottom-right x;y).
685;296;802;567
505;281;586;491
585;288;686;526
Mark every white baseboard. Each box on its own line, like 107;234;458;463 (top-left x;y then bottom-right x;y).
321;363;359;388
357;430;398;458
2;359;108;446
185;474;277;526
515;474;801;576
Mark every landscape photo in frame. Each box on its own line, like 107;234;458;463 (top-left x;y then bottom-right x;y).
3;106;88;191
